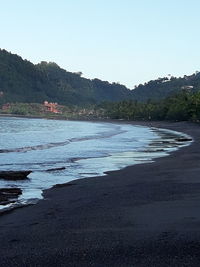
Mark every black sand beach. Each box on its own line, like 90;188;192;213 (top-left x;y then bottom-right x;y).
0;121;200;266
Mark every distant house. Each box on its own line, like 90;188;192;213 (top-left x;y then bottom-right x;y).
2;103;11;110
161;79;170;83
181;85;194;91
43;101;61;114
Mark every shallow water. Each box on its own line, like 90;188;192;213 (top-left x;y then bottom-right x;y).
0;117;191;211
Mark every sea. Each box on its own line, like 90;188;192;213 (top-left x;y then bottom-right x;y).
0;117;192;212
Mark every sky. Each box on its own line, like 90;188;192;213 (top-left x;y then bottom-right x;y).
0;0;200;88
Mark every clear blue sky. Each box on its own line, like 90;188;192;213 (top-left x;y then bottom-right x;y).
1;0;200;88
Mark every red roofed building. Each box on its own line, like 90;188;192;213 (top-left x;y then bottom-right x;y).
2;103;11;110
43;101;61;113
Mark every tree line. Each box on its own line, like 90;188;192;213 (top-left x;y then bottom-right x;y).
100;91;200;122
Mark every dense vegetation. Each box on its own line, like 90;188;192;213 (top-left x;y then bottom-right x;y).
132;73;200;102
0;102;104;120
1;48;200;122
1;48;200;107
0;49;132;106
101;91;200;122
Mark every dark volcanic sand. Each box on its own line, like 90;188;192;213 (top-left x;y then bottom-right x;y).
0;121;200;267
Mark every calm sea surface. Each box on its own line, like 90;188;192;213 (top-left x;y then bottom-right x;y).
0;117;191;211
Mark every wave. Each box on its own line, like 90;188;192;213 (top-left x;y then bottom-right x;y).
0;129;126;154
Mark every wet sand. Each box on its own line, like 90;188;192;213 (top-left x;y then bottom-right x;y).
0;121;200;266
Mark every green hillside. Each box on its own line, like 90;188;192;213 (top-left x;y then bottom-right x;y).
131;74;200;101
0;49;132;106
0;48;200;106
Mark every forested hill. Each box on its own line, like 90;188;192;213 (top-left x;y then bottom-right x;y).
0;49;132;106
131;73;200;102
1;48;200;106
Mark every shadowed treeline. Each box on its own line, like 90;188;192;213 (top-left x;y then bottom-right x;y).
100;91;200;122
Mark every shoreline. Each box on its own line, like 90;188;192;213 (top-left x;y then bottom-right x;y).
0;121;200;266
0;119;192;214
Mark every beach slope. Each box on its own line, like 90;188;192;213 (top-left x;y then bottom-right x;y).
0;121;200;266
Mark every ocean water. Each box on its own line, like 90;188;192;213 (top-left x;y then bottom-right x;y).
0;117;191;211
